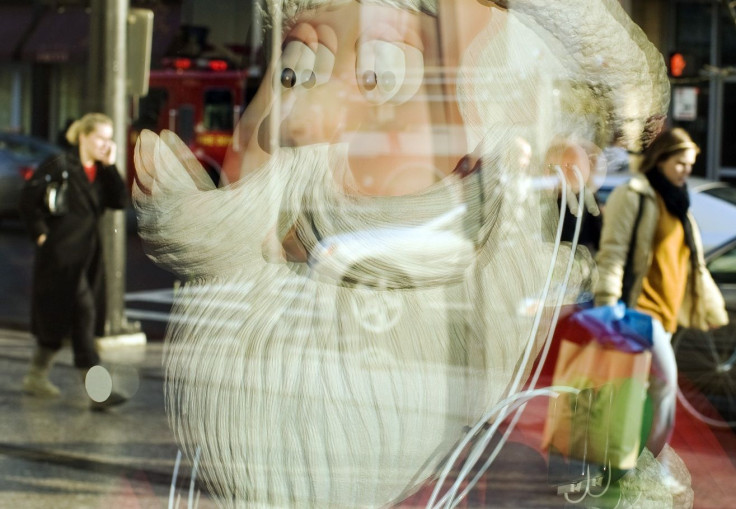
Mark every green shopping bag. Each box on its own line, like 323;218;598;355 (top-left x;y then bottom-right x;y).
542;338;652;470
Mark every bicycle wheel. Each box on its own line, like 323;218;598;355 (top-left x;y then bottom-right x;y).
672;324;736;428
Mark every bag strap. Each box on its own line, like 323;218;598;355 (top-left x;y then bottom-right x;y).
621;192;646;305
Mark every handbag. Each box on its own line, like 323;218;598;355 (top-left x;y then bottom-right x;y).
44;170;69;216
620;193;645;305
542;303;653;471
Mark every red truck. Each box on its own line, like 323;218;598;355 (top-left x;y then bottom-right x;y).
129;57;251;186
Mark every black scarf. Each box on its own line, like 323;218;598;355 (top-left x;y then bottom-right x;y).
645;168;699;272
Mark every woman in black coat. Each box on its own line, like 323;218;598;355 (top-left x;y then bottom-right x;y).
19;113;127;403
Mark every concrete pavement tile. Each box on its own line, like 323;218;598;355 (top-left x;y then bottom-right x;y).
0;329;219;508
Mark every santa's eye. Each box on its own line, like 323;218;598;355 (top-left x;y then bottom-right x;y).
356;41;424;105
275;40;335;91
275;40;315;90
361;70;378;91
280;68;298;89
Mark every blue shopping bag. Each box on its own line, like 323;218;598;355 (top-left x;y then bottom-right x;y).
561;302;653;352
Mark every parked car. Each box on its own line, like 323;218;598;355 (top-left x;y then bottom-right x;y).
0;132;62;219
597;174;736;251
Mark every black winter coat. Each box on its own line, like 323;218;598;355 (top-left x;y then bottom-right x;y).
19;151;127;340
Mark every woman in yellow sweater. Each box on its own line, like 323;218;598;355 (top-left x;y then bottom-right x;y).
595;128;728;457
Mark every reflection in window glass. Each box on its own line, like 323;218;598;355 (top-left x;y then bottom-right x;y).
703;185;736;206
723;83;736;168
721;3;736;66
672;3;712;176
135;87;169;132
675;2;711;68
0;136;57;162
203;88;233;131
673;85;710;176
709;245;736;284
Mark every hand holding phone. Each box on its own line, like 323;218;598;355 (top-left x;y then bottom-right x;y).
104;141;117;166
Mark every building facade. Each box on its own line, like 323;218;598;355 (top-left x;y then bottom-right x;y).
0;0;734;179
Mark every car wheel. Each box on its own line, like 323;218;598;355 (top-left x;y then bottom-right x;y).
342;262;409;333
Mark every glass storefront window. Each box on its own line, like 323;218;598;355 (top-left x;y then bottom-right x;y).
3;2;736;508
203;88;233;131
671;2;715;177
674;1;712;70
722;82;736;168
721;4;736;66
134;86;168;132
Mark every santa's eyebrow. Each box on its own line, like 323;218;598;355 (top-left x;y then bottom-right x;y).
316;24;338;54
281;21;338;54
355;22;423;52
283;22;320;51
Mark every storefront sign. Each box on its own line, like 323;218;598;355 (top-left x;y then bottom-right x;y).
673;87;698;121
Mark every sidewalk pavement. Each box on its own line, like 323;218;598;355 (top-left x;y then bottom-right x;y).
0;328;215;508
6;325;736;508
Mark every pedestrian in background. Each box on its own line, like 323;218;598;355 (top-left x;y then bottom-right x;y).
601;128;631;174
544;138;603;256
18;113;128;409
594;127;728;457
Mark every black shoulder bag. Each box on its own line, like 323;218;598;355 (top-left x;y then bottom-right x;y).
44;170;70;216
620;193;645;306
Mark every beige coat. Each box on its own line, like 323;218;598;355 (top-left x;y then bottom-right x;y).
594;174;728;331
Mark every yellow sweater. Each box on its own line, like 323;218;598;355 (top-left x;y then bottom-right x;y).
636;196;691;333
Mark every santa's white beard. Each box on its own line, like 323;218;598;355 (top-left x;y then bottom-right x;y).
135;134;572;507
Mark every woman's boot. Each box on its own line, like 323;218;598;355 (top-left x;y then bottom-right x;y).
22;347;61;398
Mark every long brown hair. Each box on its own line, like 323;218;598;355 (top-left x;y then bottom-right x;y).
639;127;699;174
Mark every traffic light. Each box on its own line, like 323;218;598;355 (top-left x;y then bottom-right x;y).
668;51;700;78
670;52;687;77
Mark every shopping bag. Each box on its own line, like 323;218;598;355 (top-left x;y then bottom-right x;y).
541;304;653;471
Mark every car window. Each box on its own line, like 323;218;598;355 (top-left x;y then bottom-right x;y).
596;187;614;204
690;192;736;251
702;186;736;207
596;176;630;204
0;138;26;160
203;88;234;131
0;151;14;166
708;244;736;284
134;87;169;131
0;136;57;162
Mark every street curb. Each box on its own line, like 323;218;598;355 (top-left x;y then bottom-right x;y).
96;332;147;350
